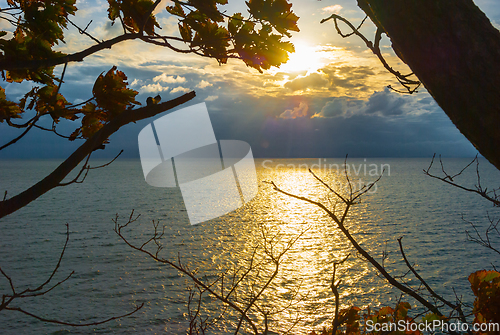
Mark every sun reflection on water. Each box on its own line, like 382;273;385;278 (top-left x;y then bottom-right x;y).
222;160;393;333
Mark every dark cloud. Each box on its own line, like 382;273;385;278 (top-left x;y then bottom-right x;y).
364;87;407;116
0;87;477;160
315;98;349;118
314;88;423;119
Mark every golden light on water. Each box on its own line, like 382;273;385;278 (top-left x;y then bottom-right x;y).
233;162;395;332
212;161;397;333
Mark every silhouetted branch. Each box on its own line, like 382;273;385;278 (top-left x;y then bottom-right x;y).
0;114;42;151
321;14;421;94
424;154;500;206
67;97;95;109
67;18;101;44
6;114;38;129
0;33;142;70
397;237;469;329
58;150;123;187
0;91;196;220
0;30;236;71
268;167;465;333
34;120;76;140
464;214;500;256
114;211;306;334
114;212;260;334
331;254;350;334
0;224;143;326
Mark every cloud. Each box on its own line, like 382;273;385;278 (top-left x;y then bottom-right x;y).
142;83;169;93
284;72;329;91
364;87;407;116
205;95;218;101
153;74;186;84
313;88;414;118
313;98;350;118
279;102;309;119
197;80;212;89
171;86;191;94
130;78;143;87
320;65;375;91
322;5;342;13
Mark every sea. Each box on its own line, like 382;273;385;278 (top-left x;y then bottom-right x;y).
0;158;499;334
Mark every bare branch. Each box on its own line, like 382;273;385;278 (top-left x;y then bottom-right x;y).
114;211;306;334
331;254;350;334
5;303;144;327
0;224;143;326
67;18;101;44
397;237;469;328
321;14;421;94
58;150;123;187
0;114;42;151
114;214;260;334
268;168;454;324
464;214;500;256
424;154;500;206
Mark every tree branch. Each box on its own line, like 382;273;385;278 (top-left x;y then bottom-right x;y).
0;91;196;219
5;303;144;327
0;224;144;326
397;236;469;329
0;33;143;70
0;114;41;151
114;213;260;334
268;170;452;323
424;154;500;206
321;14;421;94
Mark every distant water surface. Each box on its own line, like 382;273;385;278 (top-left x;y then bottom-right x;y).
0;158;499;334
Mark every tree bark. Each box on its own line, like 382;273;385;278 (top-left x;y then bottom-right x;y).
358;0;500;170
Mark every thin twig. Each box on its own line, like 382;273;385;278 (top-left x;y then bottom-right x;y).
321;14;420;94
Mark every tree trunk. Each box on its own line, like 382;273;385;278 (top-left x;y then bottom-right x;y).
358;0;500;170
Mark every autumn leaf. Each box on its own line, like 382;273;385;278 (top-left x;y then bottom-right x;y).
0;87;22;122
92;66;140;118
469;270;500;327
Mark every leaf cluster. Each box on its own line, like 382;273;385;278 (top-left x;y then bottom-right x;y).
167;0;299;72
1;0;76;84
310;302;420;335
107;0;160;34
72;66;139;140
469;270;500;329
0;0;298;147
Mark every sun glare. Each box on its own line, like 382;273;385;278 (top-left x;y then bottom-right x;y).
277;42;325;74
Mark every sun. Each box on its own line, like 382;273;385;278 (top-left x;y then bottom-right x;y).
276;42;325;74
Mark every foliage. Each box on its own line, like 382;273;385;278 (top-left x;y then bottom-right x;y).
0;0;299;144
469;270;500;328
0;86;21;121
1;0;76;84
74;66;139;140
309;302;423;335
166;0;298;71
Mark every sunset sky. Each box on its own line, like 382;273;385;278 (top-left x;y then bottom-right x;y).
1;0;499;158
